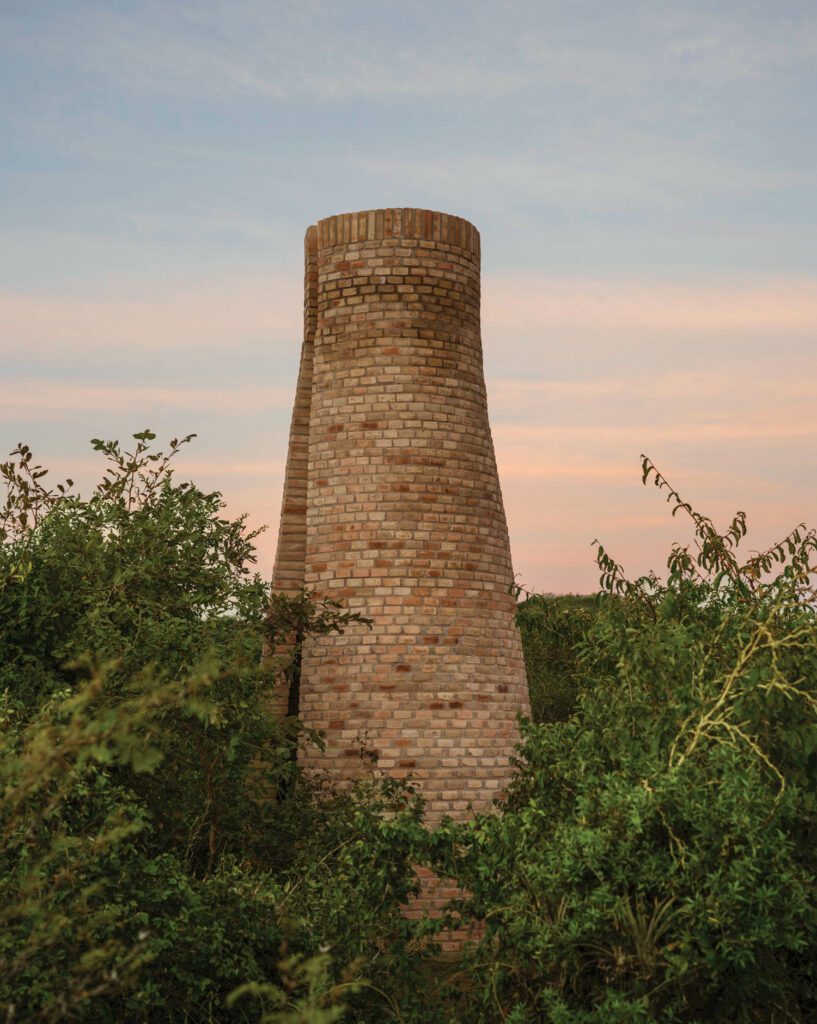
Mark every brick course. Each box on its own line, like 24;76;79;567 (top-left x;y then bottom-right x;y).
271;208;530;824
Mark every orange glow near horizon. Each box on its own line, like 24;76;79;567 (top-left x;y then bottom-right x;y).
3;270;815;595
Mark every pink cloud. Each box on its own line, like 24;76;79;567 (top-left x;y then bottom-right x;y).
0;380;295;422
3;269;814;595
0;272;302;352
489;370;816;406
482;275;817;336
494;421;817;444
508;490;817;596
498;458;636;481
180;459;285;477
5;273;815;361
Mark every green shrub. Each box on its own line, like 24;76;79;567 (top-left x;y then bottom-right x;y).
1;668;434;1022
13;431;816;1024
516;594;596;722
0;432;269;708
0;433;432;1023
428;458;817;1023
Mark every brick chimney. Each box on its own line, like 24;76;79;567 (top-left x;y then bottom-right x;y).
270;208;530;824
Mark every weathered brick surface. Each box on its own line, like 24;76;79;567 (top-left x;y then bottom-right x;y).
271;208;530;824
270;225;317;598
264;227;318;715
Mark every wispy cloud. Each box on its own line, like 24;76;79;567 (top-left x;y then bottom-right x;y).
4;273;813;362
5;1;815;103
3;0;814;598
482;276;817;335
174;458;285;478
488;367;817;433
0;273;302;353
498;459;637;482
0;5;593;101
644;7;817;85
0;380;294;423
496;420;817;448
355;151;811;216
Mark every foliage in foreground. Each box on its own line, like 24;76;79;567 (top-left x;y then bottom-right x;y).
429;457;817;1022
3;433;817;1024
515;593;596;723
0;434;432;1023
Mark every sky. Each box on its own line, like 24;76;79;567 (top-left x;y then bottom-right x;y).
1;0;815;593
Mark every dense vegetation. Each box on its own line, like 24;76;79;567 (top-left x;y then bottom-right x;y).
516;592;596;723
2;433;816;1022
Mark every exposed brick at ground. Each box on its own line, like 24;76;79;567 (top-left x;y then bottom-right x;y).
268;207;531;922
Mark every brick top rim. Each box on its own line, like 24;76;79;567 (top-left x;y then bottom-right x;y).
311;208;480;258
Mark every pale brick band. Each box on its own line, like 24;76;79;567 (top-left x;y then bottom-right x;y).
271;208;530;823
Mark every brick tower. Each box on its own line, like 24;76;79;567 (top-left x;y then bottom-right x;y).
271;208;530;823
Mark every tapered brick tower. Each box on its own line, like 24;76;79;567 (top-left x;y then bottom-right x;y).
271;208;529;823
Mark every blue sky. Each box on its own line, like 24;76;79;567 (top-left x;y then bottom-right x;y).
2;1;816;591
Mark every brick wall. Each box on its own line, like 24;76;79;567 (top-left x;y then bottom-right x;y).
272;208;530;823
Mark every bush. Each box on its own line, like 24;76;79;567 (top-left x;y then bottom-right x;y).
515;594;596;722
0;433;432;1023
0;432;268;708
10;432;816;1023
428;458;817;1023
